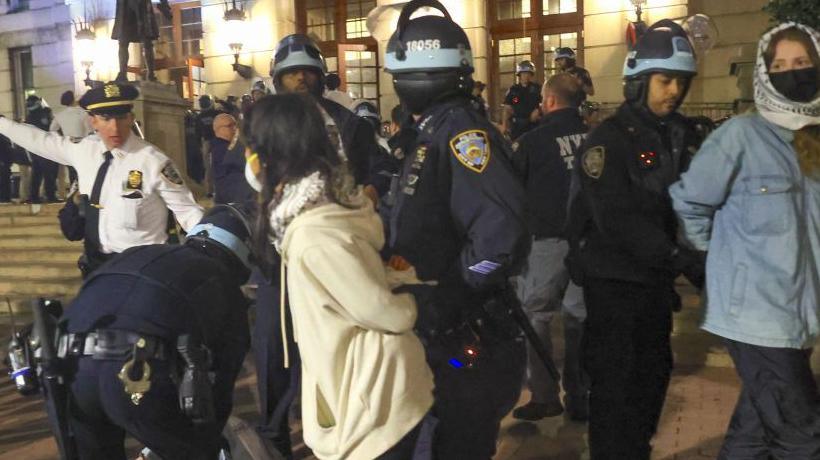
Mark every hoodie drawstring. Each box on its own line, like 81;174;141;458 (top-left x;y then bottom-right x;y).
280;260;290;369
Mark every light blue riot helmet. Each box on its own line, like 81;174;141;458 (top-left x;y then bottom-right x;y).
270;34;327;96
186;205;254;282
623;19;697;111
516;60;536;75
554;47;576;61
384;0;474;114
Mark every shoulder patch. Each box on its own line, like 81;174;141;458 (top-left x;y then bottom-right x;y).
450;130;491;173
511;141;520;153
582;146;605;179
160;161;184;185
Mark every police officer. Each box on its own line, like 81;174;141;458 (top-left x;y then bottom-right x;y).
566;20;705;458
270;34;383;192
502;60;542;140
0;82;204;276
384;1;529;457
57;205;252;459
510;73;589;422
352;99;400;198
25;95;60;203
555;47;595;98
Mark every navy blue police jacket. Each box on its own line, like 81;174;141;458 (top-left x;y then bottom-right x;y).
566;102;700;284
511;107;588;239
210;137;255;206
504;82;542;119
61;244;250;367
318;97;385;192
389;96;529;298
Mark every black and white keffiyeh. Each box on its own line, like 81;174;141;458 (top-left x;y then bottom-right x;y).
754;22;820;130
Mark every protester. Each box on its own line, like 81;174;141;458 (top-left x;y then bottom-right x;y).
670;22;820;459
245;93;434;460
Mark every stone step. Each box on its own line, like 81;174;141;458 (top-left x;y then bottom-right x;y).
0;263;80;280
0;203;63;216
0;214;60;227
0;294;76;315
0;236;82;250
0;224;63;237
2;249;81;264
0;278;82;298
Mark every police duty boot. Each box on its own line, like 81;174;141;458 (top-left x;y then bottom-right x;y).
564;393;589;422
512;400;564;421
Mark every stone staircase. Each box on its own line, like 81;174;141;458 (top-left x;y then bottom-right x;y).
0;203;83;313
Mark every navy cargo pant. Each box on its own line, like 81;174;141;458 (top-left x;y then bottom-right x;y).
583;278;674;460
426;335;526;459
67;357;231;460
718;340;820;459
252;269;300;458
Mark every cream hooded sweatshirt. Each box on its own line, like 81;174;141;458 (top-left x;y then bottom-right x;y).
278;191;434;460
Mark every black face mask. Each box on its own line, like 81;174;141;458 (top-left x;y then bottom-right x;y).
769;67;819;103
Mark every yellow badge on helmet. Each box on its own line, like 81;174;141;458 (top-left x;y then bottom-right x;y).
126;170;143;190
450;130;491;174
582;146;605;179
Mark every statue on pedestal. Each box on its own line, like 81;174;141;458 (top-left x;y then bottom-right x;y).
111;0;172;82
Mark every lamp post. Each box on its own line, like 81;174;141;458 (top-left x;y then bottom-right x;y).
74;23;102;88
224;0;252;79
626;0;648;49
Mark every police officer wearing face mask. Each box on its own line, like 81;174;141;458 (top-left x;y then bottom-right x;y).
385;1;529;458
565;19;706;459
56;205;252;459
502;60;542;140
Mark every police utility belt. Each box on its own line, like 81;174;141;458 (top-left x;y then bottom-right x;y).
57;329;216;424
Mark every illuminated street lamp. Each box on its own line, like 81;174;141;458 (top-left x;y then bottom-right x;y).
74;22;102;88
626;0;648;49
224;0;252;79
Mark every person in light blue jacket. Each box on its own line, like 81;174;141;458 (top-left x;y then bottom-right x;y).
670;22;820;459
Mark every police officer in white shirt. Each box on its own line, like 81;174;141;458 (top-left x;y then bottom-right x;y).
0;82;203;276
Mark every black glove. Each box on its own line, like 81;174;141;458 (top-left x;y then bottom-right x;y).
672;247;706;290
393;283;462;336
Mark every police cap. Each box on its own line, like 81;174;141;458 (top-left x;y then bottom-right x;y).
554;47;576;61
187;204;253;273
79;82;139;116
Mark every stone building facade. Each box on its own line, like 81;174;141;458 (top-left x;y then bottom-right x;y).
0;0;775;121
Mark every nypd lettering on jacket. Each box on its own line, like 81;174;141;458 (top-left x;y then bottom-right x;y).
556;133;587;169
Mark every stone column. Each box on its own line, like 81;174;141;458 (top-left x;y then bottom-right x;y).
129;81;197;191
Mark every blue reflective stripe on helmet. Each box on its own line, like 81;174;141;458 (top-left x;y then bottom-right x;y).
187;223;252;270
384;48;473;74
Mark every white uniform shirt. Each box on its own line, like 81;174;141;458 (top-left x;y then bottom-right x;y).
0;117;204;254
50;106;92;139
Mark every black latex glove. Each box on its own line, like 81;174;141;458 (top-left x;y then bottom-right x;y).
672;248;706;290
393;283;461;336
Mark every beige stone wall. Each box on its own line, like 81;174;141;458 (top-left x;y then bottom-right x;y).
201;0;296;100
0;1;74;118
687;0;769;104
583;0;689;104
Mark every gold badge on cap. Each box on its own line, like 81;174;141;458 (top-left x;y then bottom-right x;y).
126;170;143;190
104;83;121;99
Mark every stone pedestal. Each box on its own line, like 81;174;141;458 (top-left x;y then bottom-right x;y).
129;81;204;197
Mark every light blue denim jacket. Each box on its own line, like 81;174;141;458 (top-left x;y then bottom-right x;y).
669;113;820;349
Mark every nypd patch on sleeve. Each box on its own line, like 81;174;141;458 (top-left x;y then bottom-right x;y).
450;130;491;173
161;161;184;185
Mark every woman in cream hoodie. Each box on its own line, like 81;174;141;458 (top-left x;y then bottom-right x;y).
245;93;434;460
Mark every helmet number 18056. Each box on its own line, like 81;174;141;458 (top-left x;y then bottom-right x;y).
406;39;441;52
